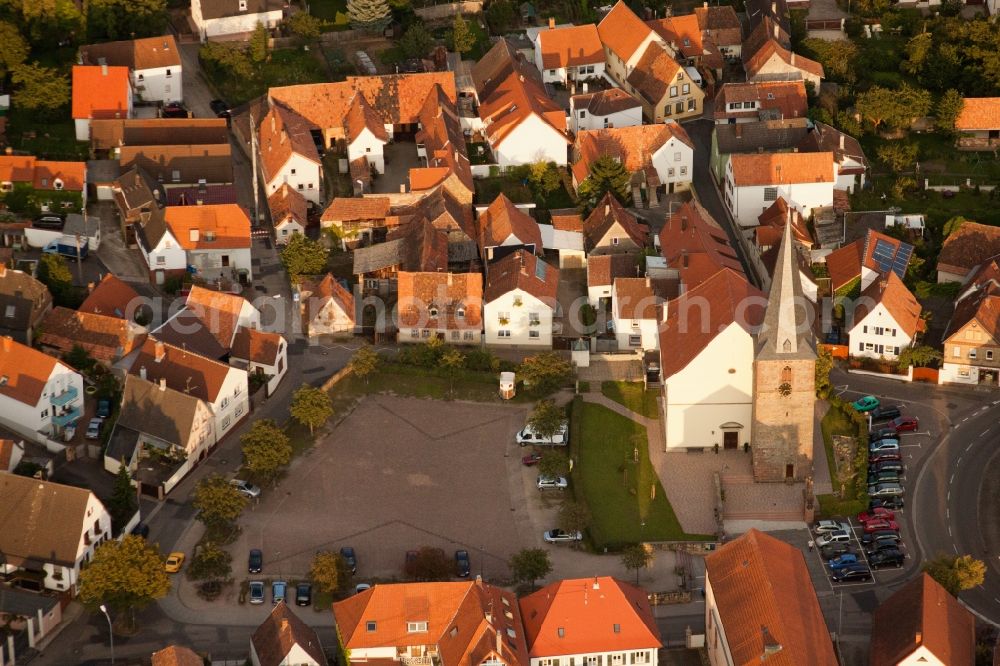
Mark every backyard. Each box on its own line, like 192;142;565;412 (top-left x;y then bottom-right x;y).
6;107;88;161
474;168;576;223
200;47;328;107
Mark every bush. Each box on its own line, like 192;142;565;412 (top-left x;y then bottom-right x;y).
464;348;499;372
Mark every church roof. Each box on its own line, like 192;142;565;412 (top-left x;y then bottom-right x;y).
757;220;815;361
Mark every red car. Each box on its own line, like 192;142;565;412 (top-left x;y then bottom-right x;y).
857;507;895;524
521;453;543;466
863;519;899;533
869;452;902;464
888;416;919;433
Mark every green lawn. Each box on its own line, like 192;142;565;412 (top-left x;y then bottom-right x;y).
852;184;1000;227
202;47;327;107
600;381;660;419
573;402;712;547
474;173;576;217
6;108;88;161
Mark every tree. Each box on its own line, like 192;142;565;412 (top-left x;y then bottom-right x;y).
576;156;631;213
897;345;943;369
621;544;653;585
400;22;434;60
311;551;346;593
485;0;515;34
404;547;452;581
290;384;333;435
529;161;562;196
285;11;322;44
509;548;552;589
186;542;232;582
902;32;933;75
87;0;167;41
450;13;475;54
518;352;574;396
0;21;28;78
558;500;590;535
876;141;919;172
249;21;269;64
815;346;833;398
936;89;964;133
199;42;253;80
439;347;465;397
64;344;97;374
241;420;292;484
280;234;329;280
78;536;170;630
347;0;390;33
944;216;970;238
12;62;70;114
192;474;248;529
802;38;858;83
856;85;932;134
350;344;380;384
923;554;986;596
108;464;137;532
528;400;565;441
38;252;74;303
537;450;569;479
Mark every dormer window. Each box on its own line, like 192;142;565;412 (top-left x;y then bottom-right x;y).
239;0;247;9
367;621;377;632
407;621;428;633
53;179;63;190
456;308;465;319
429;307;439;317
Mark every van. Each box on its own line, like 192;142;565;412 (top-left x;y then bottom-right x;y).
516;422;568;446
869;439;900;453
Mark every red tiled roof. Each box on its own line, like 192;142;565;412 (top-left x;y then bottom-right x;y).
267;183;308;227
78;274;142;318
397;271;483;329
33;161;86;191
251;602;325;666
550;209;583;232
659;200;743;289
715;81;807;121
693;4;743;47
478;194;543;250
164;204;251;250
755;198;812;249
598;0;655;62
81;35;181;71
413;84;472;196
231;326;283;366
626;43;682;106
0;336;63;407
571;88;641;117
259;104;321;186
345;93;390;143
129;337;233;403
300;273;355;323
38;307;146;363
745;39;824;80
72;65;130;120
151;645;204;666
955;97;1000;131
538;24;604;68
583;193;647;251
646;14;703;59
0;156;35;183
945;282;1000;343
938;221;1000;279
614;277;662;319
484;249;559;305
854;271;925;338
729;151;834;186
573;123;692;185
825;239;862;292
321;197;391;223
587;253;640;287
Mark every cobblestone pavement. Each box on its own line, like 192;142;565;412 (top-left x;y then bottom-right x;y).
576;356;644;383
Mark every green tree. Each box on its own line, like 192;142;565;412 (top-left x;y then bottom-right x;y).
528;399;565;441
64;344;97;374
285;11;322;44
923;554;986;596
311;550;346;593
815;346;833;398
290;384;333;435
192;474;248;529
439;347;465;397
577;156;631;213
558;499;590;535
936;89;964;133
404;546;452;581
621;544;653;585
186;542;232;582
347;0;390;33
508;548;552;589
902;32;933;75
856;85;932;134
943;216;970;237
38;252;73;301
400;22;434;60
518;352;574;396
537;450;569;479
249;21;269;64
108;464;137;533
897;345;942;369
450;13;476;54
0;21;28;78
485;0;515;33
802;38;858;83
78;536;170;630
12;62;70;114
876;141;919;172
199;42;253;80
529;161;562;196
86;0;166;41
349;344;380;384
280;233;329;280
241;420;292;484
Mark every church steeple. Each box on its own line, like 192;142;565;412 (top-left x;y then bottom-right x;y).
757;217;815;360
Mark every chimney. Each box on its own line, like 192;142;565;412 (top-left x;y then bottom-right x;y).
190;228;200;243
101;63;108;76
915;632;922;644
703;1;708;6
549;17;555;29
140;366;147;380
281;619;289;632
0;264;5;278
496;626;502;655
154;340;165;362
735;124;742;139
153;189;160;201
645;276;651;288
134;170;141;186
280;130;287;145
158;377;166;391
681;216;687;231
592;577;600;590
270;113;275;132
839;133;845;150
791;52;796;66
87;281;95;293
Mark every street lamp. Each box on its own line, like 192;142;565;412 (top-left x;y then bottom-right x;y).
99;604;115;665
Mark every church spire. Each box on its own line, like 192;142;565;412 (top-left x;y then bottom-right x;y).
757;216;814;359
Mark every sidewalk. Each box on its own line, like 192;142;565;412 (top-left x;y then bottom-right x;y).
813;400;834;494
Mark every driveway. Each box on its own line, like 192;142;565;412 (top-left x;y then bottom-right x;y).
179;43;217;118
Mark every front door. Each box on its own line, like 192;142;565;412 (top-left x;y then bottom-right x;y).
723;431;738;450
785;464;795;479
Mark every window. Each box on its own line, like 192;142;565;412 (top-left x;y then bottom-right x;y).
987;350;995;360
674;151;681;161
498;330;511;338
529;330;540;339
858;343;864;351
366;621;377;632
411;329;420;338
893;346;900;355
451;331;460;340
557;628;565;638
41;409;48;419
235;405;244;418
970;349;978;360
0;183;11;193
781;366;792;383
456;308;465;319
612;237;620;245
611;656;623;666
238;0;247;9
137;74;144;82
421;329;431;338
463;331;474;340
687;99;695;111
579;110;586;118
763;187;778;201
675;101;684;114
291;168;297;175
669;85;678;98
682;83;690;94
680;166;687;175
549;70;556;75
668;168;675;177
498;312;510;323
429;307;439;317
407;622;428;633
863;325;868;334
629;335;641;346
959;367;971;377
613;624;621;634
166;69;172;78
663;105;672;116
891;328;897;337
875;326;884;335
221;397;229;409
865;343;874;351
529;312;540;324
298;183;304;190
744;101;755;109
222;416;231;430
366;147;371;152
221;254;229;266
954;346;961;358
4;305;14;318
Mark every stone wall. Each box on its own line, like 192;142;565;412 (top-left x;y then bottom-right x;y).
750;358;816;482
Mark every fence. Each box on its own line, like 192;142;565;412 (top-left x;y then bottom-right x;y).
912;367;939;383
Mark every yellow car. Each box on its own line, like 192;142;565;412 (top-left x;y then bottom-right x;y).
164;552;185;573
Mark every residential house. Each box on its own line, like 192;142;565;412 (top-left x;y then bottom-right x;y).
259;105;323;206
724;151;835;227
484;250;559;346
476;193;542;263
91;117;229;155
0;437;24;473
533;22;606;85
0;474;112;595
588;253;640;305
939;280;1000;386
267;183;307;245
333;581;528;666
72;65;132;141
0;264;52;345
520;576;662;666
190;0;284;41
705;529;838;666
0;155;88;211
611;277;675;350
797;121;868;192
625;42;705;123
110;165;163;242
753;197;813;253
659;268;764;448
647;13;725;78
343;93;388;177
251;602;325;666
583;193;648;255
742;18;823;88
572;122;695;195
152;646;204;666
955;97;1000;151
353;218;449;297
153;285;260;360
713;80;806;124
569;88;643;133
156;204;253;284
540;210;586;268
848;272;924;360
825;229;914;294
937;220;1000;283
411;85;474;205
78;273;143;320
472;40;569;166
320;197;392;248
597;1;667;89
119;144;233;188
0;336;84;443
38;307;147;365
79;35;181;104
659;200;743;292
397;271;483;345
870;573;974;666
230;327;287;397
0;584;63;656
693;2;744;59
298;274;356;337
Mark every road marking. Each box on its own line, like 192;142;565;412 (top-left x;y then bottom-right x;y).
957;455;963;465
950;473;955;485
982;429;992;438
979;406;989;413
947;508;950;518
949;526;953;536
948;490;951;501
962;417;970;423
954;544;959;554
967;442;975;452
900;443;922;448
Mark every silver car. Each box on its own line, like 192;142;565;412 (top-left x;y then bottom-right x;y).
543;529;582;543
816;529;851;548
248;581;264;604
230;479;262;498
536;475;568;490
814;520;850;535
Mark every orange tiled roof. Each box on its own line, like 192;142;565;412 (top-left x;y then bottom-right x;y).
705;529;838;666
715;81;807;121
694;4;743;46
413;84;472;196
478;61;567;146
571;88;641;117
72;65;131;120
164;204;251;250
583;192;647;251
478;194;543;251
78;274;142;318
33;161;86;191
573;123;692;185
81;35;181;71
485;249;559;304
729;151;834;186
38;307;146;363
397;271;483;329
321;197;391;223
955;97;1000;131
745;39;824;80
300;273;355;323
151;645;204;666
129;337;233;403
259;104;321;185
946;281;1000;342
231;326;283;366
659;200;743;289
0;155;36;183
756;197;812;248
550;210;583;231
598;0;655;62
587;253;640;287
614;277;662;319
251;602;325;666
537;24;604;68
0;336;64;407
182;285;249;351
268;183;308;227
345;93;389;144
647;14;703;59
938;221;1000;279
854;271;925;338
825;239;863;292
626;44;682;106
0;439;15;470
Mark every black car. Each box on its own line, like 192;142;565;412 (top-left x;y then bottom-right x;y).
869;460;905;475
295;582;312;606
130;522;149;538
862;531;901;549
455;550;470;578
340;546;357;574
864;539;903;556
870;428;898;442
869;496;905;511
249;548;263;574
820;542;855;560
161;103;188;118
867;470;902;486
209;99;230;117
868;548;905;569
871;405;902;422
830;563;872;583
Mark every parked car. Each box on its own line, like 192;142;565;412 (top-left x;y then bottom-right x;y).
869;496;905;511
869;440;900;454
230;479;261;499
536;475;568;490
454;550;471;577
868;548;905;569
814;520;851;535
296;583;312;606
272;580;287;605
249;581;265;604
209;99;230;117
161;102;188;118
869;451;903;464
96;398;112;418
857;507;895;524
852;396;880;412
85;417;103;440
830;563;872;583
869;428;898;442
248;548;263;574
517;423;568;446
869;482;905;498
820;542;855;560
867;470;902;486
521;453;543;466
164;552;185;573
543;529;583;543
864;540;902;556
862;519;900;533
816;529;851;548
340;547;357;574
870;460;905;475
888;416;919;433
131;522;150;538
861;530;901;549
827;553;860;570
870;405;901;422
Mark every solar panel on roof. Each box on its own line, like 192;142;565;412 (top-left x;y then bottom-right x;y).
891;243;914;278
535;259;547;281
871;238;896;273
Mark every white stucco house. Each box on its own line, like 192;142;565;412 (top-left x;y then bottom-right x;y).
72;65;133;142
533;23;606;85
164;204;254;284
298;274;356;338
724;151;835;227
191;0;284;41
572;122;694;194
587;254;640;306
611;277;666;351
483;250;560;347
80;35;182;104
569;88;643;133
251;603;325;666
0;475;113;595
135;210;188;285
0;336;85;444
848;272;924;360
345;94;388;175
267;183;308;245
260;105;324;206
230;327;288;397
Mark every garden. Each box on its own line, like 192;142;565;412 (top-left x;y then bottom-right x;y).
474;162;576;223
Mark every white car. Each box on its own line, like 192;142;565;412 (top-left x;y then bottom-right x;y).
543;529;582;543
516;423;568;446
85;417;103;440
816;530;852;548
230;479;262;498
536;475;568;490
814;520;850;535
